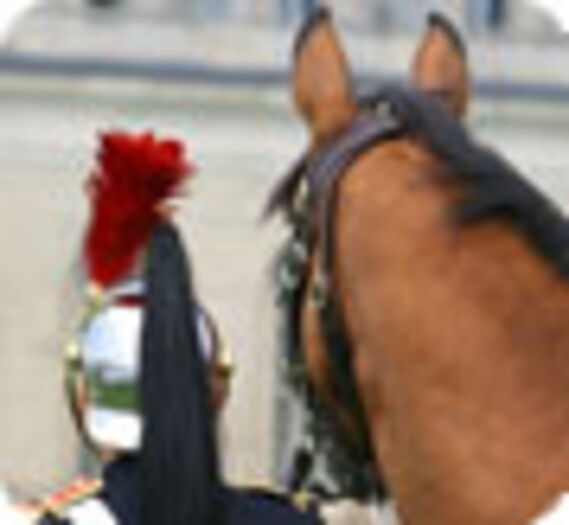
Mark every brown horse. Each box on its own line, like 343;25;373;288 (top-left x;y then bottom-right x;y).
269;9;569;525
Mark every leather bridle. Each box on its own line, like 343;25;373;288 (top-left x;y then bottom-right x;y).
271;92;404;500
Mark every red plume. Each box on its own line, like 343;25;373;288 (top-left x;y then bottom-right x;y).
84;131;194;288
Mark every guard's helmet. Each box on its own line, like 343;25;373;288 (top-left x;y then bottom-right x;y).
64;131;224;525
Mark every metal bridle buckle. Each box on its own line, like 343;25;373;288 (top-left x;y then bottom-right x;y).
312;269;330;311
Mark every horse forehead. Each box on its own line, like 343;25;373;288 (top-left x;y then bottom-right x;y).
340;139;439;194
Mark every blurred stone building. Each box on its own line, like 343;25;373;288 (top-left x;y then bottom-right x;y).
51;0;557;37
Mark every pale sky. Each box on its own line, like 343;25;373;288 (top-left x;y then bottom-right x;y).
530;0;569;31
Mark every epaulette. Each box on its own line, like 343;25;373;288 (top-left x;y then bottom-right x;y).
19;477;103;521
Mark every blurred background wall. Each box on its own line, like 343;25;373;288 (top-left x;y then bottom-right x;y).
0;0;568;504
35;0;557;33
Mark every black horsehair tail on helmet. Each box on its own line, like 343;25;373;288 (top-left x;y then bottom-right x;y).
140;221;223;525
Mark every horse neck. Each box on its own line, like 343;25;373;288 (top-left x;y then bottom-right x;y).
334;147;569;524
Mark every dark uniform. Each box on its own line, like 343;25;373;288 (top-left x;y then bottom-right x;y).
37;457;322;525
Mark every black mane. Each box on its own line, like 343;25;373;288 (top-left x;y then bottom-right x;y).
377;85;569;277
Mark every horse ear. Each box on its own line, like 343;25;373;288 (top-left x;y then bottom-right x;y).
411;12;470;118
292;8;356;142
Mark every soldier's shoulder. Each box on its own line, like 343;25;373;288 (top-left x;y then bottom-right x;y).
22;477;104;524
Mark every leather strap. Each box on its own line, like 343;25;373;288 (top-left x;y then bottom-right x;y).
302;106;401;499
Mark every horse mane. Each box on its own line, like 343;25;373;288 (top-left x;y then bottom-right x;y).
377;85;569;277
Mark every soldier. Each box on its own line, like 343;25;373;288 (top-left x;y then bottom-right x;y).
7;131;322;525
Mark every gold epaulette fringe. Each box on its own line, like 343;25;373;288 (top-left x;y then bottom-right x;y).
18;477;103;520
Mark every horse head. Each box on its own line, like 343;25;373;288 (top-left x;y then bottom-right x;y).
270;8;569;525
